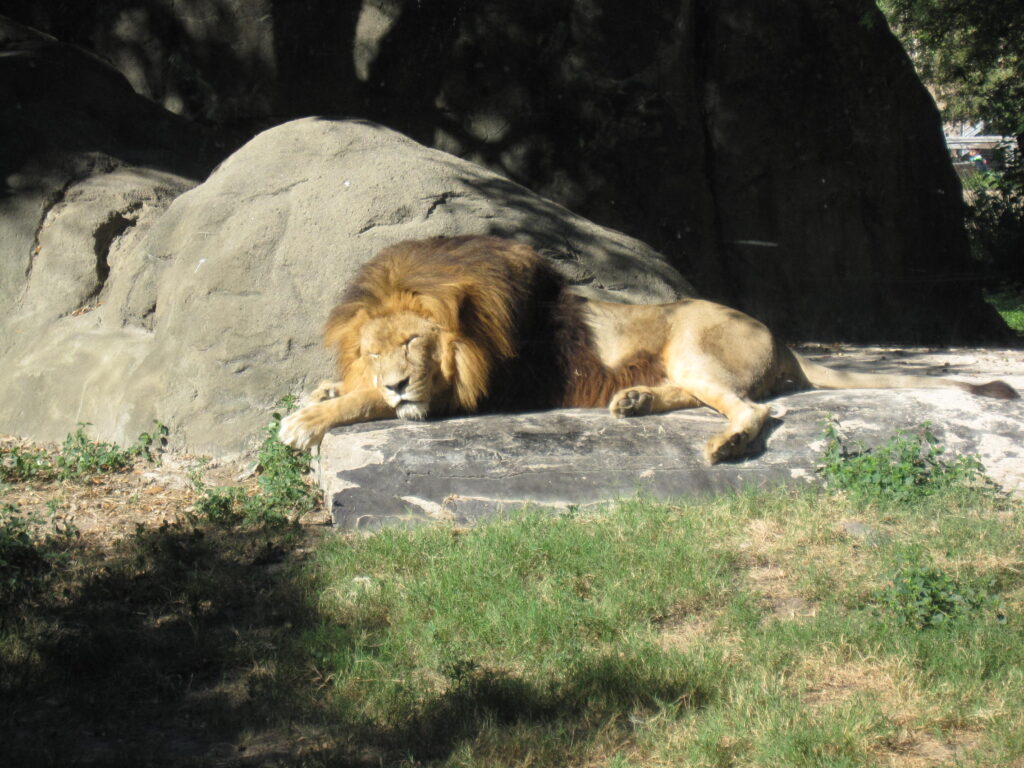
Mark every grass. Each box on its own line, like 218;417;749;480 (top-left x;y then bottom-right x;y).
293;485;1023;767
1;420;1022;765
985;286;1024;333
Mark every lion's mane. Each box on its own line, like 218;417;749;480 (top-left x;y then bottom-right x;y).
323;236;666;414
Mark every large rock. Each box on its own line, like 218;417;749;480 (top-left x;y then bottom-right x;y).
0;18;220;313
0;117;693;456
4;2;1009;341
317;349;1024;529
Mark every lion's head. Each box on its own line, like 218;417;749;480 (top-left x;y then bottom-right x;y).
323;236;549;419
356;311;447;420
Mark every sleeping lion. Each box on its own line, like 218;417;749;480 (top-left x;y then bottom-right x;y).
279;235;1018;463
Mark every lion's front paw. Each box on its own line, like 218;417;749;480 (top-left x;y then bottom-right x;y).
279;404;331;452
609;388;654;418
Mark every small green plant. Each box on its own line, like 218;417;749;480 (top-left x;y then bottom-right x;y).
877;560;996;629
56;422;166;479
251;396;319;522
0;444;52;483
190;398;317;528
1;423;167;484
0;504;44;601
133;421;170;462
0;501;79;604
819;418;985;504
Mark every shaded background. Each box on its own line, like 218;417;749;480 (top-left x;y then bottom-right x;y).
2;0;1011;342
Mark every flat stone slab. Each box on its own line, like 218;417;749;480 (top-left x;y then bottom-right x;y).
317;354;1024;529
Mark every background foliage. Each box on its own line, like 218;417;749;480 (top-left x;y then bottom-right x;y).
877;0;1023;148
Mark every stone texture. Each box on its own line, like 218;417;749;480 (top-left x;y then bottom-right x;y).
318;382;1024;530
4;1;1009;341
0;18;215;311
0;116;693;456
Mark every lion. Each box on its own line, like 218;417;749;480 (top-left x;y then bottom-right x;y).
279;235;1018;463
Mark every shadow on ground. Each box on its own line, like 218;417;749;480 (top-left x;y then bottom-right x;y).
1;516;704;766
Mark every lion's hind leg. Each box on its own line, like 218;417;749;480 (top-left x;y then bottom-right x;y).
608;380;767;463
683;378;771;464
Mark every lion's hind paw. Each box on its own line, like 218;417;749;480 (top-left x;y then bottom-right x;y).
609;388;654;418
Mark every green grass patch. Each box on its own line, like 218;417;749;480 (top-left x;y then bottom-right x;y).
291;478;1024;766
985;286;1024;333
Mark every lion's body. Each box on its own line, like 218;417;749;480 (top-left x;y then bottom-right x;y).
280;236;1018;463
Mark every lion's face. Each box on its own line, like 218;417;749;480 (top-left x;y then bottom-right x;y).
360;312;447;420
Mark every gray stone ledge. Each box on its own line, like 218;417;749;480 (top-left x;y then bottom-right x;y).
316;386;1023;531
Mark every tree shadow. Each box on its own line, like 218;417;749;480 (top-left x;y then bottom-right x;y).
0;521;322;765
1;513;708;765
294;646;708;765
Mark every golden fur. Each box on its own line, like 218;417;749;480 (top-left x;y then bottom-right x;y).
279;236;1018;463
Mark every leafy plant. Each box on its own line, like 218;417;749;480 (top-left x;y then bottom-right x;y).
1;423;167;484
190;398;317;528
965;161;1024;289
0;501;79;604
819;418;985;504
877;560;997;629
0;444;53;483
56;422;166;479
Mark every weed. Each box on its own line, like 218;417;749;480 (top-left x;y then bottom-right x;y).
250;396;319;523
819;418;986;504
56;422;165;480
0;502;79;604
0;444;52;483
1;422;167;484
876;559;998;629
190;398;317;528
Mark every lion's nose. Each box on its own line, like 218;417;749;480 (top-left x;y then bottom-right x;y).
385;377;410;397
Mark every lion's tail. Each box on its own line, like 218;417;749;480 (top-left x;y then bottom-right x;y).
783;349;1019;400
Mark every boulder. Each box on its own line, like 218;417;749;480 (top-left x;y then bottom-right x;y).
317;349;1024;529
0;117;694;456
0;17;219;312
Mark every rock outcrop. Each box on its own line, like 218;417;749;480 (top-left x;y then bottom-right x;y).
0;17;219;314
317;348;1024;529
0;115;693;456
